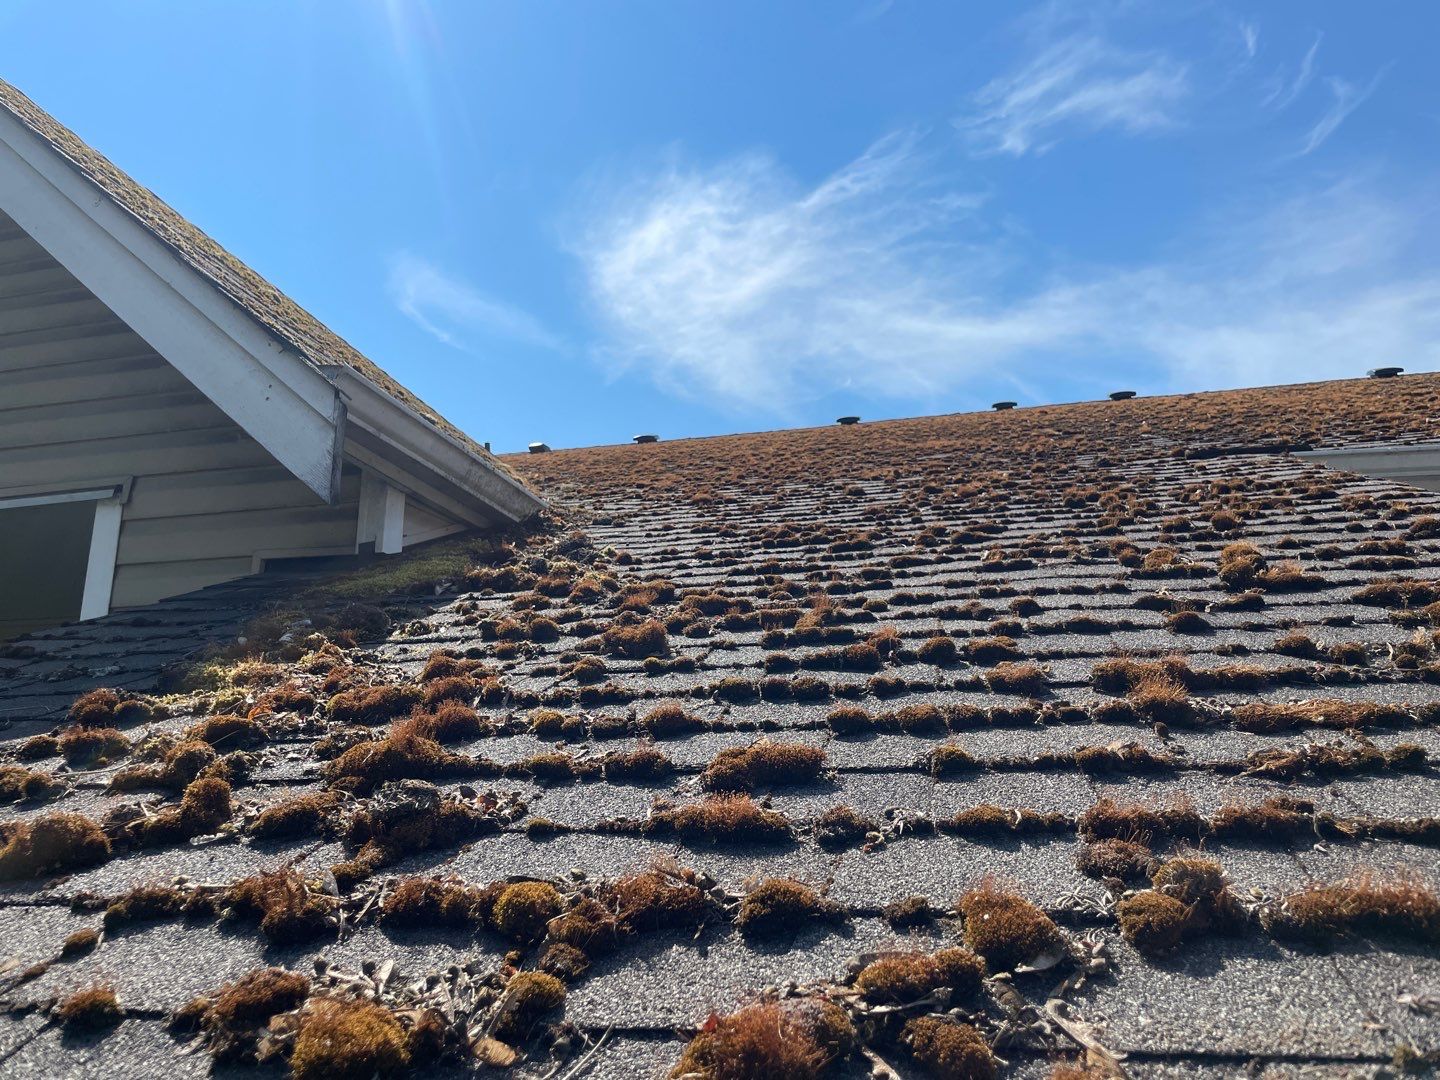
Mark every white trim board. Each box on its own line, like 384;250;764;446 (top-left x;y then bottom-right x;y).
81;497;122;619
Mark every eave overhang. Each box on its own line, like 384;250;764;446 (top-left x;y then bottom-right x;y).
1295;441;1440;493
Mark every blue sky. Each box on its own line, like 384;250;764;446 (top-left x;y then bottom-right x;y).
3;2;1437;451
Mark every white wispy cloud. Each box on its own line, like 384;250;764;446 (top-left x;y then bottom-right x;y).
575;139;1440;411
956;33;1189;155
1262;32;1321;110
1239;21;1259;61
388;252;562;352
1299;68;1388;154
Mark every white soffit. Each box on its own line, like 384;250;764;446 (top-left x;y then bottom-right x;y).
0;110;342;502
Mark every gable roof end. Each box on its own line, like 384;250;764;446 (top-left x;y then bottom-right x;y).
0;77;541;523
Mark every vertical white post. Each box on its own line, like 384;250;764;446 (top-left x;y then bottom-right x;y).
357;470;384;550
357;470;406;555
80;497;123;620
378;485;406;555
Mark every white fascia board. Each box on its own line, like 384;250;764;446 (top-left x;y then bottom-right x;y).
0;112;342;502
326;366;545;524
1296;444;1440;493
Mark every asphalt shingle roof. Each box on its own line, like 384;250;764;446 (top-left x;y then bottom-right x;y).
3;374;1440;1078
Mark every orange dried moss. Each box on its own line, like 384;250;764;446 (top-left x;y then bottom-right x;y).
854;948;985;1004
323;729;472;792
225;869;334;943
57;726;130;766
649;794;792;845
641;700;703;738
250;792;340;841
701;740;825;792
380;876;489;928
0;765;61;803
0;813;110;879
1268;872;1440;944
671;1001;831;1080
493;971;566;1041
55;983;122;1030
326;684;422;725
903;1017;997;1080
175;967;310;1063
67;688;120;727
601;616;669;658
492;880;563;942
984;661;1048;695
610;865;709;930
290;997;410;1079
735;878;842;937
958;880;1063;970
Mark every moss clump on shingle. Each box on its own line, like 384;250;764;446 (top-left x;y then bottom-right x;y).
609;865;709;931
492;881;563;942
1266;872;1440;945
250;792;340;841
941;805;1071;837
135;776;233;845
66;688;120;727
57;726;130;767
290;997;410;1079
325;685;422;726
641;700;702;738
917;635;959;665
735;878;843;938
380;877;489;929
903;1017;997;1080
1075;839;1154;881
109;739;219;795
60;928;101;959
648;794;793;845
401;702;485;743
172;967;310;1062
929;740;978;777
1115;891;1190;955
883;895;934;928
854;948;985;1004
0;813;110;879
493;971;566;1041
183;714;266;748
335;796;497;888
1208;795;1314;842
701;740;825;792
322;729;473;793
601;616;669;658
602;746;673;783
958;880;1064;970
825;706;874;734
983;661;1048;695
814;804;878;850
0;765;62;803
104;884;213;929
539;942;591;981
224;869;334;944
55;984;122;1031
1077;796;1203;845
670;1000;830;1080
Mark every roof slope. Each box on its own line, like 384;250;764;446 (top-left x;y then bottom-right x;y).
0;78;500;469
2;375;1440;1077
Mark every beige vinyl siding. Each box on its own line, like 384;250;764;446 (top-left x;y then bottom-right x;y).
0;211;360;611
